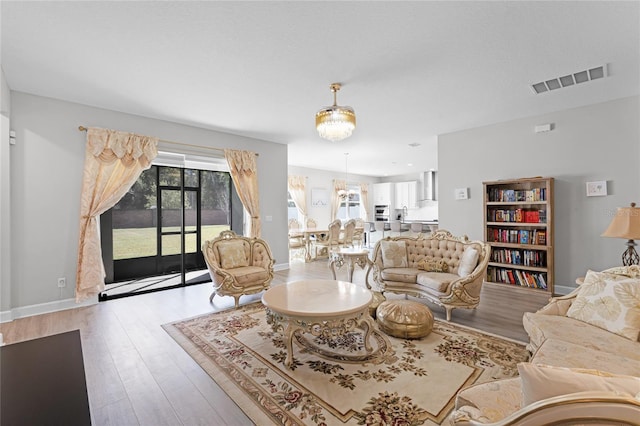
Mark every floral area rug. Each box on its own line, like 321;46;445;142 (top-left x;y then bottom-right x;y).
163;302;529;425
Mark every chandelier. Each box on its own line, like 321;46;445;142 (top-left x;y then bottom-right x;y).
315;83;356;141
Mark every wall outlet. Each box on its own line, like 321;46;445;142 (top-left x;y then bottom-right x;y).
57;277;66;288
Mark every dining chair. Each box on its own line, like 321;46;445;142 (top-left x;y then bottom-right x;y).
353;218;365;248
410;222;423;236
288;218;301;230
374;221;386;240
314;219;341;259
390;221;402;237
340;219;356;248
288;218;305;260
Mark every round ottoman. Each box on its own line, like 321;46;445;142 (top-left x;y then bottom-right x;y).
376;300;434;339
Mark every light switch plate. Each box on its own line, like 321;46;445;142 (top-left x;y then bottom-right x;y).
455;187;469;200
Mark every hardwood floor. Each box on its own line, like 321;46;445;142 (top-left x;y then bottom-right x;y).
0;260;550;425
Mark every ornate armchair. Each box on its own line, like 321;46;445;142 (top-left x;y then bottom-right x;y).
202;230;275;308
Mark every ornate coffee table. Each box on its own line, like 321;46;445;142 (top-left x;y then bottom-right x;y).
261;279;376;368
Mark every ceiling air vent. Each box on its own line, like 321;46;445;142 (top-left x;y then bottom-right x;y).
531;64;607;94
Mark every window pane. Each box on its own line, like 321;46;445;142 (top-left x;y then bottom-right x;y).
161;189;182;233
184;168;198;188
159;167;181;186
112;166;157;260
349;203;360;219
288;191;298;221
201;171;231;241
184;232;197;253
185;191;197;232
162;234;181;256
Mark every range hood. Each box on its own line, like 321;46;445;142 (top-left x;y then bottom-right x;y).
420;170;437;201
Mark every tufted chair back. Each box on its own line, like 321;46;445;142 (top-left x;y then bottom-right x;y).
403;237;485;275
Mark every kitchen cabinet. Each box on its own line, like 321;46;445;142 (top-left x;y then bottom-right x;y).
373;182;394;206
394;181;418;209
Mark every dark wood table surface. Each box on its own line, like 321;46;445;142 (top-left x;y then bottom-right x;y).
1;329;91;425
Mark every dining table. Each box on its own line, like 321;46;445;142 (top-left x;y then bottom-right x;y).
288;226;364;262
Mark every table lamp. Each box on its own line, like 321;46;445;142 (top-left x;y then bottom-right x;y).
601;202;640;265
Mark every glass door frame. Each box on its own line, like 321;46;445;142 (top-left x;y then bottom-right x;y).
99;165;239;300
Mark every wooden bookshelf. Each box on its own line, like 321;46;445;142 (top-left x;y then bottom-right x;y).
483;177;554;294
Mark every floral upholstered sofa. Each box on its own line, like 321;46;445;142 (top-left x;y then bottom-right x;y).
370;230;490;321
448;266;640;425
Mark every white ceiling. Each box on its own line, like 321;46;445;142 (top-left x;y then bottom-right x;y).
2;1;639;177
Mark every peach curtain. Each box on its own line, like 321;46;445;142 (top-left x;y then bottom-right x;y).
360;182;370;221
76;127;158;302
287;175;307;221
331;178;347;221
224;149;261;238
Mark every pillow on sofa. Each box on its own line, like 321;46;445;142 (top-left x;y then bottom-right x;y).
566;270;640;341
601;265;640;278
417;257;449;273
380;240;408;268
218;241;249;269
518;363;640;406
457;247;479;277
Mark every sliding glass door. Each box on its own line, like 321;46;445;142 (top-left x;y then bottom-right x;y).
100;165;234;295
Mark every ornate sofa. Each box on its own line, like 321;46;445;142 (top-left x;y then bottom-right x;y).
370;230;491;321
202;230;275;308
448;266;640;425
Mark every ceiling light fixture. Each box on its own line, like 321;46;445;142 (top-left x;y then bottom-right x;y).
315;83;356;141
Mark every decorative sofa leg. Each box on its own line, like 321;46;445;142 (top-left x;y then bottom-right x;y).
233;296;241;309
445;307;453;322
209;292;216;303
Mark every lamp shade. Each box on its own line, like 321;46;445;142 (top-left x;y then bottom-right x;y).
601;203;640;239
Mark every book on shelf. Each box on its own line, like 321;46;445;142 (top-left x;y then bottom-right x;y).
489;228;548;246
494;268;547;289
536;230;547;245
488;187;547;202
488;208;545;223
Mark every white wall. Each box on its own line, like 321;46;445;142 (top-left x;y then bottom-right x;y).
0;67;11;316
7;92;288;316
287;165;378;228
438;96;640;293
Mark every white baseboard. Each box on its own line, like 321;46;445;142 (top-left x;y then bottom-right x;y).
1;296;98;323
554;284;576;296
274;262;289;272
0;309;13;323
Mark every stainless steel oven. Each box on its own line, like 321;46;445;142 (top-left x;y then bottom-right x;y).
374;205;389;221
